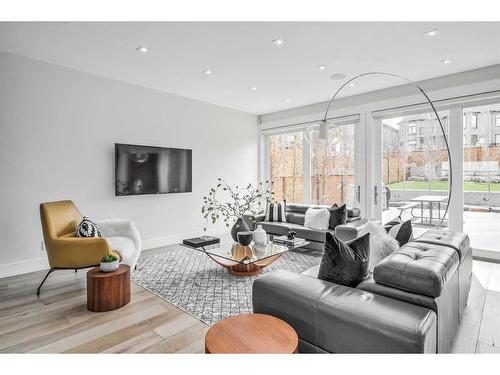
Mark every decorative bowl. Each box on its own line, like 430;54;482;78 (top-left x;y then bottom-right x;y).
100;259;119;272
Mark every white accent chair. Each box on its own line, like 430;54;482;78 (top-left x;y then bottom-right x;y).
96;219;142;271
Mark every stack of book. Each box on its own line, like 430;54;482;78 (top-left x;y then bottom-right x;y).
272;235;307;247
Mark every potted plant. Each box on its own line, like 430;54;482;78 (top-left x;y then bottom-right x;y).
202;179;274;241
100;254;119;272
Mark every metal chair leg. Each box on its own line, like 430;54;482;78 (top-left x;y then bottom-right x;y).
36;268;55;296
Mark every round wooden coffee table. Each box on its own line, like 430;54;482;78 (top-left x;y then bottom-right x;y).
87;265;131;312
205;313;298;354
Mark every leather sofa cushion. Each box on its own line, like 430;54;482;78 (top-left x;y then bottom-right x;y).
261;221;330;243
373;242;459;297
286;212;305;225
357;277;438;313
415;230;470;260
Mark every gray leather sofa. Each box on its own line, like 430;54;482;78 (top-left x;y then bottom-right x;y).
247;203;362;252
253;229;472;353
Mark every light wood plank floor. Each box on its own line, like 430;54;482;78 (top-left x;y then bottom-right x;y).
1;253;499;353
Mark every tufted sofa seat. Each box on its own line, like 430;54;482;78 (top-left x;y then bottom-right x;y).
373;242;459;298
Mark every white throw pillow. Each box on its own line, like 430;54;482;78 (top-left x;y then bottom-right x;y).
364;220;400;273
304;208;330;231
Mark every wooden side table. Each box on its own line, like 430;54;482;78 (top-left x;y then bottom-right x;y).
205;313;298;354
87;265;131;312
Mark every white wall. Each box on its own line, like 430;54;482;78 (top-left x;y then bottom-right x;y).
0;52;259;277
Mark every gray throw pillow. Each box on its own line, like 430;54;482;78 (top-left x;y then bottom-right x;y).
318;232;370;287
328;203;347;229
384;217;413;246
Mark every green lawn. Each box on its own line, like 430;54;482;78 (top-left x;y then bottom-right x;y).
387;181;500;192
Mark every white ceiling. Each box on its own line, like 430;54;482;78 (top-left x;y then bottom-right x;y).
1;22;500;115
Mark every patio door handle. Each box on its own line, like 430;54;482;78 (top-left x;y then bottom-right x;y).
374;186;378;205
355;185;361;203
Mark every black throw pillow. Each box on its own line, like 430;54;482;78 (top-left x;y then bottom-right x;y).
318;232;370;287
384;216;413;246
76;216;102;238
328;203;347;229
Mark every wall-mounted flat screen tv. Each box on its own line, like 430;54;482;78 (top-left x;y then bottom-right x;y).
115;143;192;196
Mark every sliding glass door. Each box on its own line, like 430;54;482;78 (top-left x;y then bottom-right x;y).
378;110;450;236
462;103;500;257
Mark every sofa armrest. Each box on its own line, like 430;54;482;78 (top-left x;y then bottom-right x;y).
335;218;369;242
253;270;436;353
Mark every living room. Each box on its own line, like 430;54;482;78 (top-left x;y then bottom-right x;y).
1;0;500;372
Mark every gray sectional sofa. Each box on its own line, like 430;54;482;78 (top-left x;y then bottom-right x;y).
252;228;472;353
247;203;362;252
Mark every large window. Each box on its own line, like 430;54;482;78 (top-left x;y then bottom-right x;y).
267;122;357;205
269;132;304;203
310;124;355;205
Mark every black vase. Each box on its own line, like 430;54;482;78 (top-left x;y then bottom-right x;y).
231;217;249;242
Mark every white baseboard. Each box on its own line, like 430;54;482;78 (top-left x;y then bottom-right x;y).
0;230;227;279
0;257;50;279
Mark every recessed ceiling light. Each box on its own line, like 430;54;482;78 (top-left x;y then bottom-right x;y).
202;69;212;75
284;98;291;102
424;29;440;37
316;65;326;71
349;82;356;87
136;46;148;53
441;58;452;64
330;73;346;80
249;86;257;91
272;37;286;46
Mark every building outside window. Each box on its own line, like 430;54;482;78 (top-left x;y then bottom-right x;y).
471;113;478;128
408;124;417;135
496;134;500;145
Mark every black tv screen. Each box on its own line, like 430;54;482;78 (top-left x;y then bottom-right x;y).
115;143;192;196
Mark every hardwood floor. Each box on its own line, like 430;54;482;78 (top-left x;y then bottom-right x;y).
0;254;499;353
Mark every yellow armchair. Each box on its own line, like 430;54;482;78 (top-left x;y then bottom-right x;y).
38;200;117;295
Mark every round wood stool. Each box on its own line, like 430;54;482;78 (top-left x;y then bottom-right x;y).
87;265;131;312
205;313;298;354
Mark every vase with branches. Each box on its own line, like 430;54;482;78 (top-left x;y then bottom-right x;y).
202;179;274;241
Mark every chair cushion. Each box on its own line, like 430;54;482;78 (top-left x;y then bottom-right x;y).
415;230;470;260
373;242;459;297
260;221;329;243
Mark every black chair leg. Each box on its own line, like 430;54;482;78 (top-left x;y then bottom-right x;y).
37;268;55;296
75;269;77;273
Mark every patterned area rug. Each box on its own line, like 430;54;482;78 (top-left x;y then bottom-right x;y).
132;245;322;325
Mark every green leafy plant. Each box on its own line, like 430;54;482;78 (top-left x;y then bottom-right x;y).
202;179;274;230
101;254;118;263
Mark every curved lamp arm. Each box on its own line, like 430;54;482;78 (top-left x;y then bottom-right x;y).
322;72;452;229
